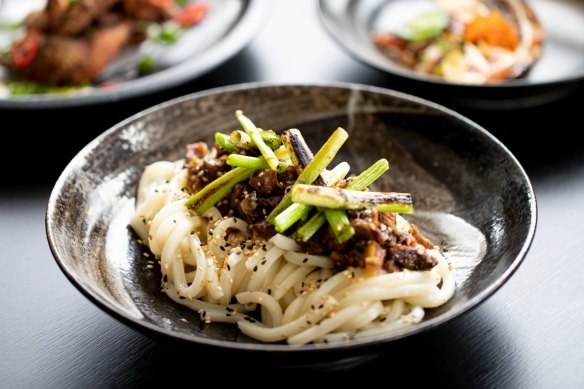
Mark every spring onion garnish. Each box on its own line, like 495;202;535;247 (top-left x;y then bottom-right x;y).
324;210;353;243
295;212;326;242
281;129;313;167
230;130;281;151
230;130;254;150
215;132;240;153
227;155;269;170
291;185;413;214
227;155;289;172
236;111;280;171
258;129;281;150
281;129;328;186
185;167;255;215
296;159;389;242
266;127;349;223
272;162;350;233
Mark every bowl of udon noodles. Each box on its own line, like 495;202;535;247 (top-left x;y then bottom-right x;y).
46;83;536;362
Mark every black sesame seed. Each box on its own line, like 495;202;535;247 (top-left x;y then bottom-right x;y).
227;264;231;271
261;260;267;265
190;230;195;235
226;307;234;312
220;246;225;251
173;220;176;223
209;231;213;236
318;304;324;309
253;266;258;272
267;288;272;295
179;296;185;300
226;313;231;317
302;258;308;263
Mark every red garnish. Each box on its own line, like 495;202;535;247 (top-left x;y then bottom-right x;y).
148;0;173;8
12;29;41;69
100;81;121;89
175;4;209;27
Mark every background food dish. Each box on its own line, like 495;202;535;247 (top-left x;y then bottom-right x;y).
46;83;536;355
319;0;584;108
0;0;269;107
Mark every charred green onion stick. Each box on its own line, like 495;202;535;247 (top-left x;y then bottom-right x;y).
266;127;349;224
185;167;255;215
296;159;390;242
272;162;350;233
291;185;413;214
236;111;281;171
214;132;239;153
230;129;281;151
227;154;289;172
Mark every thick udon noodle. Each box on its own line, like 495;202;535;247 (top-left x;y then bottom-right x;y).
130;160;455;344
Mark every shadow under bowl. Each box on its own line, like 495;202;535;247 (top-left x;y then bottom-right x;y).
46;83;536;362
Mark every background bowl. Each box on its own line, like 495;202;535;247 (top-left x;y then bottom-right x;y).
0;0;269;108
46;83;536;359
319;0;584;109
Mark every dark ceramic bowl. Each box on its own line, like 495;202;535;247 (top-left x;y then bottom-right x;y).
319;0;584;109
46;83;536;359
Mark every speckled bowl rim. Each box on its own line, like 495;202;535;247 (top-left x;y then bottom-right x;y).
46;81;537;353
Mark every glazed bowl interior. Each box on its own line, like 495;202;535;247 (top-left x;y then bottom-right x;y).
46;83;536;353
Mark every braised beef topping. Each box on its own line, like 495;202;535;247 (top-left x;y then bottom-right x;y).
185;142;230;194
248;221;277;240
385;245;438;272
184;142;437;273
249;169;279;194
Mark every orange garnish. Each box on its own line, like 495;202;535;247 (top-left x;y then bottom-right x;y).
175;4;209;27
148;0;173;8
464;12;519;50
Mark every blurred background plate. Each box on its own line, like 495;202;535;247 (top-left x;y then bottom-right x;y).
319;0;584;109
0;0;270;108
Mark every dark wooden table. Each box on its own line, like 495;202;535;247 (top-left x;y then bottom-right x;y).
2;1;583;387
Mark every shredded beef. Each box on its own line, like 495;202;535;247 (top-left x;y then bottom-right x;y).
249;169;279;194
185;142;230;193
299;207;438;273
248;221;277;240
385;245;438;272
184;142;437;274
